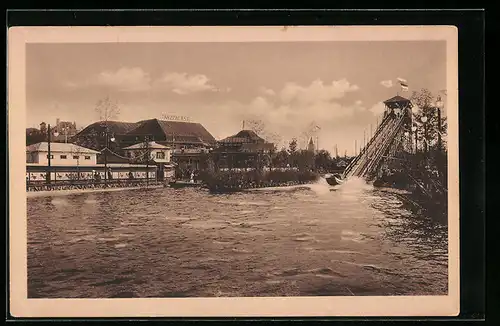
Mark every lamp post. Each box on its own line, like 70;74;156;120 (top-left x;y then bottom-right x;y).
46;125;61;184
420;116;428;154
435;96;444;181
103;129;116;187
144;136;150;188
46;124;52;184
435;96;444;151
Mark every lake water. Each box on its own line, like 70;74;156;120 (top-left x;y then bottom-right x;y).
27;177;448;298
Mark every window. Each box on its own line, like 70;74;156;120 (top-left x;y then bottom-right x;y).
156;152;165;159
60;155;67;159
84;156;91;160
73;155;79;159
46;154;54;159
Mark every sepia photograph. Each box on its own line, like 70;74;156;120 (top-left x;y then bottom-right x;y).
9;26;459;317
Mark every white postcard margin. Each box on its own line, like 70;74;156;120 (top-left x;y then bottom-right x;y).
8;26;459;317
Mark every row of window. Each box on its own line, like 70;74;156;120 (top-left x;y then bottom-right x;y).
46;154;91;160
126;152;166;159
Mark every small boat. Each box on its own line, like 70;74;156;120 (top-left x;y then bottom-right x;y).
325;173;344;186
168;180;203;189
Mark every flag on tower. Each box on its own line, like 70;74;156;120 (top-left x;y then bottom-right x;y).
397;77;409;92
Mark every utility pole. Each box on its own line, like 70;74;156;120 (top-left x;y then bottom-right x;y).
46;124;52;184
145;137;150;188
363;130;366;152
104;130;108;187
423;123;428;154
415;128;418;154
437;107;442;152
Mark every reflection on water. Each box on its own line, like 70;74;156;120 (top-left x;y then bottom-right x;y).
27;177;448;298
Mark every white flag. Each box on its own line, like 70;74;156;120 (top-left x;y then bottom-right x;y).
397;77;409;92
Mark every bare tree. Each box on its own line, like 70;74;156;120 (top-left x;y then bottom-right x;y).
95;96;120;122
94;96;120;186
245;119;266;135
245;119;283;146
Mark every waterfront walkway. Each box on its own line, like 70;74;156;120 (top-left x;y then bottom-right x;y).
26;184;164;198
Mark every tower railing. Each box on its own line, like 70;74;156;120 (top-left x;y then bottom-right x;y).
343;111;408;180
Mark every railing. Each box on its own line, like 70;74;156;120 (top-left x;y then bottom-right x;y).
344;112;407;180
173;148;208;154
27;177;164;192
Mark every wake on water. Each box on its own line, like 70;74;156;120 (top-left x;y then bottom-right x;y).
248;176;374;197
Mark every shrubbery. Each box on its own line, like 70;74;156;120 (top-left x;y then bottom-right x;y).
200;169;319;191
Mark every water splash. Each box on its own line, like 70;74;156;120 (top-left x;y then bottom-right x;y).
307;177;336;196
337;177;373;194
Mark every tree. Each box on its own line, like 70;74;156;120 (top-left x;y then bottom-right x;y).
245;119;266;135
273;148;289;168
26;129;46;146
287;138;299;167
95;96;120;122
410;89;448;152
134;139;153;186
73;96;122;151
410;88;448;187
314;149;333;172
288;138;298;154
94;96;121;186
296;149;315;171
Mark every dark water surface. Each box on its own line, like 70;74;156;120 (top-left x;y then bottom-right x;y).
27;178;448;298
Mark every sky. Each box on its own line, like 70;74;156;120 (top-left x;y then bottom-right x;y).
26;41;446;156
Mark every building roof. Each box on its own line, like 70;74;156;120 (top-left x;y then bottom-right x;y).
126;119;216;145
76;120;140;137
383;95;411;103
122;141;170;150
26;142;100;154
383;95;413;110
219;130;265;144
26;128;40;134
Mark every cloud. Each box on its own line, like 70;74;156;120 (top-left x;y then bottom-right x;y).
369;102;386;115
260;87;276;96
63;68;224;95
279;79;359;105
380;80;393;88
225;80;365;145
96;67;152;91
155;72;219;95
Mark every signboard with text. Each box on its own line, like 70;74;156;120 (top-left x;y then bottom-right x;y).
162;114;192;122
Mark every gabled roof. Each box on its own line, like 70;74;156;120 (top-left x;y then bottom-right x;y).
76;120;140;137
125;119;216;145
384;95;411;103
383;95;413;109
219;130;265;144
26;142;100;154
122;141;170;150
